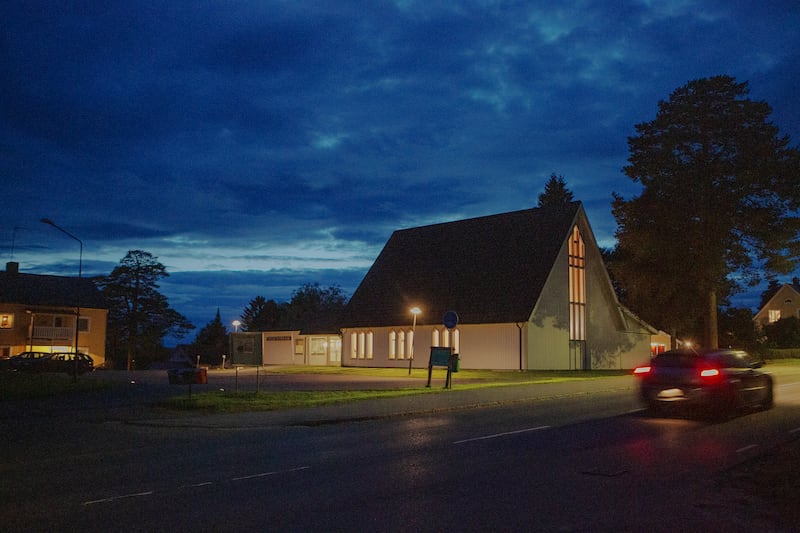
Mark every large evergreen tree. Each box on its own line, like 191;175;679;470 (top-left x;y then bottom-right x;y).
99;250;194;369
240;295;283;331
612;76;800;348
193;309;228;365
537;174;575;208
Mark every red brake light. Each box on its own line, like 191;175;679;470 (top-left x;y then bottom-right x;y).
633;365;651;376
698;366;723;383
699;368;720;378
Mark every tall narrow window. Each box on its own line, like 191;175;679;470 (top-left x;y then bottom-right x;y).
366;331;373;359
568;225;586;342
389;331;397;359
398;331;405;359
432;329;440;346
350;333;358;359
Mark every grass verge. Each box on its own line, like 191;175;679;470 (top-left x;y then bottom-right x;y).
158;368;628;413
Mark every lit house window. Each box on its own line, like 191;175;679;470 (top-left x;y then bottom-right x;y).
768;310;781;323
0;314;13;329
389;331;396;359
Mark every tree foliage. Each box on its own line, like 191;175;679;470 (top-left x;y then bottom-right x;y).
238;283;348;333
240;296;283;331
192;309;228;365
99;250;194;369
611;75;800;348
537;174;575;208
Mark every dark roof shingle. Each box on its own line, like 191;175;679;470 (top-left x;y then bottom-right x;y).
0;271;108;309
342;202;582;327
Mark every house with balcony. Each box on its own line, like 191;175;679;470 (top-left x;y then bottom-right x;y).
753;278;800;331
340;202;666;370
0;261;108;366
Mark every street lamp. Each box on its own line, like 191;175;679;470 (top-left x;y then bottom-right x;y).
409;307;421;375
232;320;241;332
41;218;83;380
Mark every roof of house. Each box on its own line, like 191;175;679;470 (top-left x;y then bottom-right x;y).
0;268;108;310
341;202;583;328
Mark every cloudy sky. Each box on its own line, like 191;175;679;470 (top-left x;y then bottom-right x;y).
3;1;799;340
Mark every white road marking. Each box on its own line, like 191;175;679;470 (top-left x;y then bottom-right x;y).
231;465;310;481
736;444;758;454
453;425;550;444
83;491;154;506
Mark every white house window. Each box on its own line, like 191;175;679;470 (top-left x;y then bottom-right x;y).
366;331;373;359
350;332;358;359
768;310;781;323
432;329;439;346
389;331;397;359
0;314;13;329
358;332;365;359
407;330;415;359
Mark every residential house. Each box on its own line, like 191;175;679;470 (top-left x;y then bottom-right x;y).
0;261;108;366
340;202;665;370
753;278;800;330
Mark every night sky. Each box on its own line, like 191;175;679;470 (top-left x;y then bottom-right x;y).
3;1;799;340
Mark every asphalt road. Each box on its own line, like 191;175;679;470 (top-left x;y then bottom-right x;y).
3;366;800;531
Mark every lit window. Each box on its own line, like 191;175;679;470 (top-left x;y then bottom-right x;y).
366;331;373;359
350;333;358;359
569;225;586;341
389;331;396;359
0;314;13;329
432;329;440;346
768;310;781;323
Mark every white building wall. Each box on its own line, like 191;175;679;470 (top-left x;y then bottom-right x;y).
528;241;571;369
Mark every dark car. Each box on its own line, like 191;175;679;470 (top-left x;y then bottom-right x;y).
5;351;53;372
44;352;95;375
633;348;773;417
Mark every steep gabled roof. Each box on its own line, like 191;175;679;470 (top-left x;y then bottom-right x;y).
342;202;583;328
0;271;108;309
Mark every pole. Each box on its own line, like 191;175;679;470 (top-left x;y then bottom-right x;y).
41;219;83;381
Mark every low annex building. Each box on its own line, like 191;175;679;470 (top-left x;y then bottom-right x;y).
340;202;664;370
0;261;108;365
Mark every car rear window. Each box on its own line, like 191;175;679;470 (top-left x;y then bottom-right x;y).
652;353;696;368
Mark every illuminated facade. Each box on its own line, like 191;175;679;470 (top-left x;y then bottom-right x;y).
0;262;108;365
341;203;664;370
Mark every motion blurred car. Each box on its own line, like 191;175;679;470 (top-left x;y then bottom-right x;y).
44;352;94;375
5;351;52;372
633;348;773;417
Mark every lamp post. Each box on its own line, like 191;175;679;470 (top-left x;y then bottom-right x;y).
409;307;421;375
232;320;241;332
41;218;83;380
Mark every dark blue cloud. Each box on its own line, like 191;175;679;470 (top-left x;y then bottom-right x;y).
2;0;798;339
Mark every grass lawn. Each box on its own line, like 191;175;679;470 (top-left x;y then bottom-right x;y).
158;366;630;413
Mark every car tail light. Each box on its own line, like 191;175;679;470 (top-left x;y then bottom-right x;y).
633;365;651;376
699;366;722;383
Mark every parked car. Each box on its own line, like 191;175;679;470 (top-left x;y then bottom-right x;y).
44;352;95;375
5;351;53;372
633;348;773;417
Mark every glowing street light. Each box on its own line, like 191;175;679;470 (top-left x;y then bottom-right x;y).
41;218;83;380
232;320;241;332
409;307;421;375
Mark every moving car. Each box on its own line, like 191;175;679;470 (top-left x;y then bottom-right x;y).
633;348;773;417
43;352;95;375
